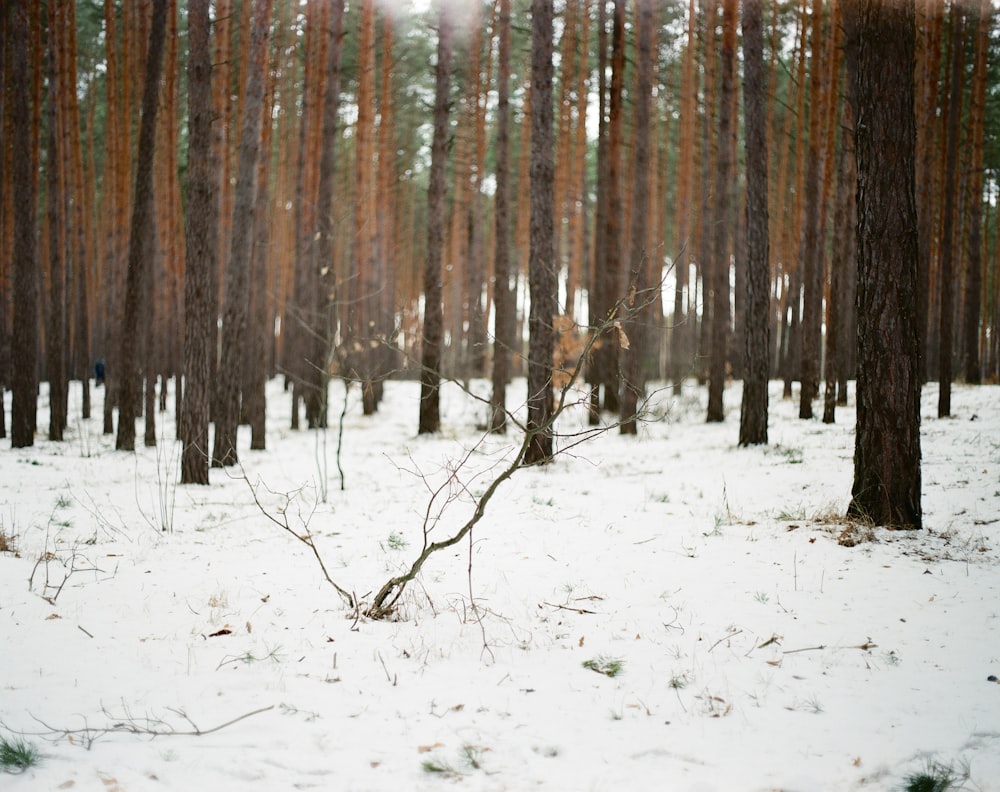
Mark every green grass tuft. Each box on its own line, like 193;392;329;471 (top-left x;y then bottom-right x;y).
0;736;40;772
582;656;624;678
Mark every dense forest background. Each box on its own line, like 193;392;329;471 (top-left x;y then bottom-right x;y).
1;0;997;462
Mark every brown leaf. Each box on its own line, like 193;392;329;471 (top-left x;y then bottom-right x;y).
418;742;445;754
208;628;232;638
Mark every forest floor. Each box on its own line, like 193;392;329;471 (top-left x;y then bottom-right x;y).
1;376;998;791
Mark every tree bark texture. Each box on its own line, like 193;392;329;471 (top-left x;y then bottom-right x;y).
845;0;922;529
181;0;219;484
525;0;556;464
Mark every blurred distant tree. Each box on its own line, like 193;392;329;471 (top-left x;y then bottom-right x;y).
116;0;168;452
418;11;453;435
845;0;922;529
620;0;655;435
670;0;698;387
213;0;274;467
588;0;625;422
490;0;513;434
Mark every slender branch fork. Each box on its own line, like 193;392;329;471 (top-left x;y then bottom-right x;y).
246;283;668;621
1;704;275;750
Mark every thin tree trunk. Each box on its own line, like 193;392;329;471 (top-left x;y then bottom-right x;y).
739;0;770;446
10;0;39;449
180;0;217;485
115;0;168;452
707;0;737;423
961;0;987;384
212;0;273;466
418;13;453;435
525;0;556;465
620;0;655;434
936;2;966;417
490;0;513;434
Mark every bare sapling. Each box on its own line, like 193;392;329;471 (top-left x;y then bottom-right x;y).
248;286;663;621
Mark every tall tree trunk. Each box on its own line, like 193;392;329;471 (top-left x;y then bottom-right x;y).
9;0;39;449
671;0;698;386
212;0;273;467
524;0;556;465
490;0;513;434
915;0;944;383
44;18;67;442
308;0;344;427
594;0;626;417
739;0;770;446
825;92;857;420
418;12;453;435
350;0;379;415
115;0;168;452
961;0;987;385
621;0;655;434
797;0;828;419
180;0;218;485
587;0;610;423
707;0;737;423
936;1;966;417
845;0;922;529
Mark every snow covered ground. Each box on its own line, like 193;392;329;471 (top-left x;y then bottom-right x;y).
2;376;998;791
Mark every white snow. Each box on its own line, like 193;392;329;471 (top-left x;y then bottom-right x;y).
2;377;998;791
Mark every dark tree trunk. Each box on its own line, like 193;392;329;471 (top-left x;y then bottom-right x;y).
212;0;273;467
620;0;655;434
116;0;168;452
798;0;828;420
44;35;67;442
586;0;609;425
835;94;859;407
307;0;344;429
180;0;217;485
524;0;556;464
824;94;855;423
845;0;922;529
490;0;513;434
418;13;453;435
936;2;965;417
739;0;770;446
707;0;737;423
592;0;625;419
10;0;39;449
961;0;987;385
